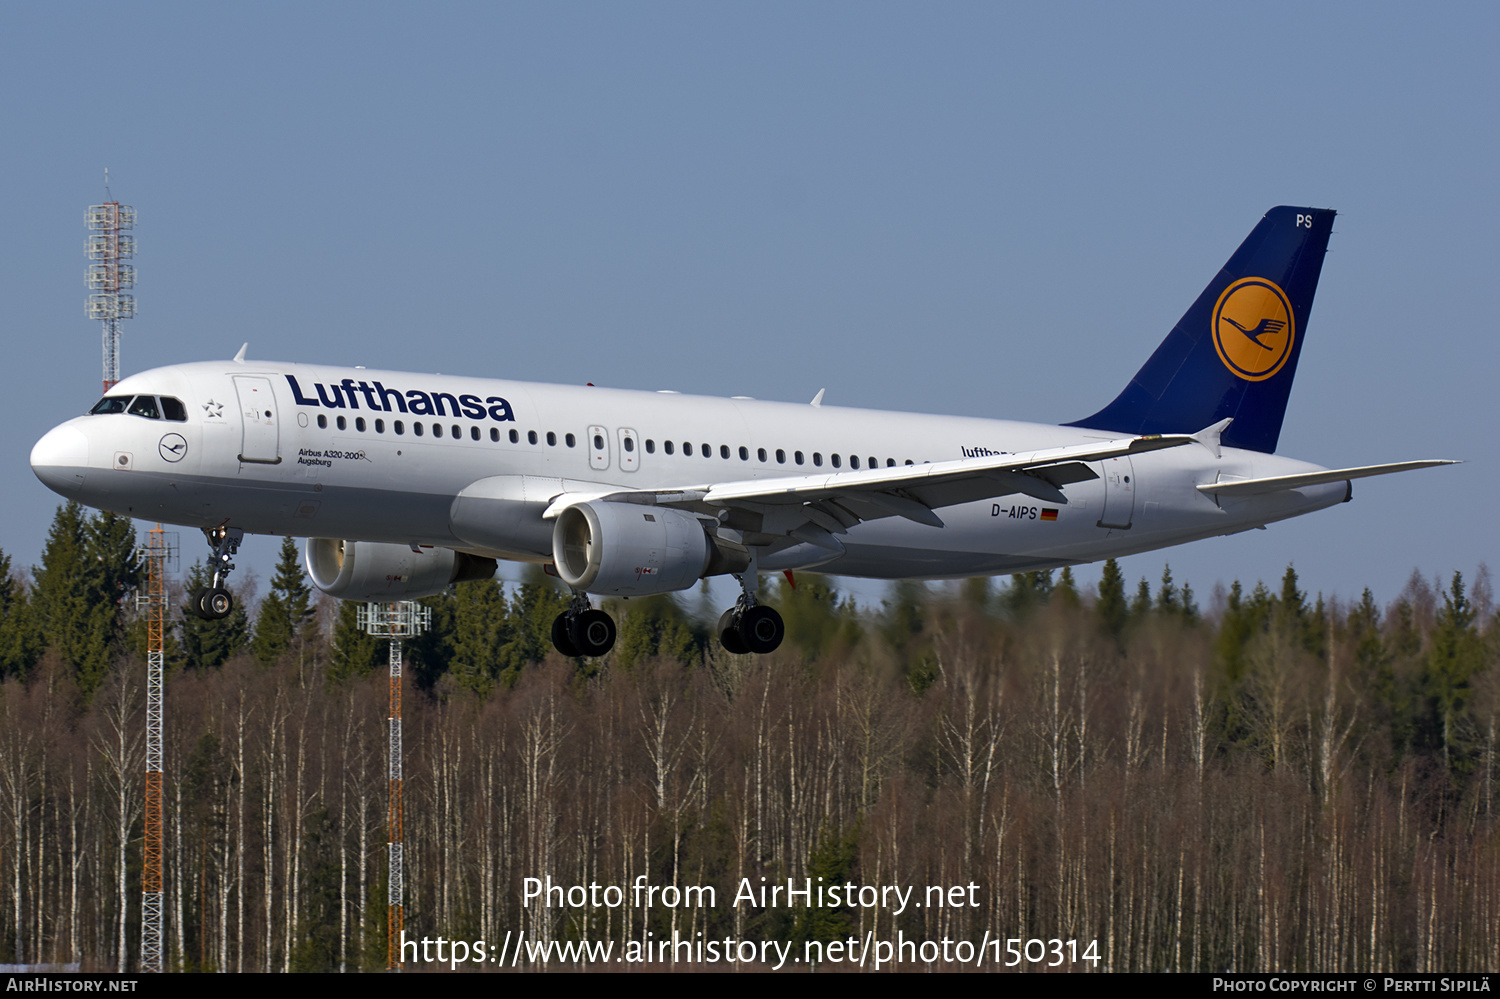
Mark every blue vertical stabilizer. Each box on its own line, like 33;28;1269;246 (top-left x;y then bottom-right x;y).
1066;206;1335;453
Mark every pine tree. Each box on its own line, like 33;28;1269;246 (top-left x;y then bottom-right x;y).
449;577;511;694
881;579;928;652
1156;564;1180;615
1216;580;1251;679
1053;566;1081;610
1425;572;1484;775
290;805;342;972
33;502;89;660
792;824;859;949
251;537;315;665
778;574;853;661
32;504;140;695
1130;576;1153;619
327;599;384;683
614;593;700;670
0;548;42;678
1179;581;1200;624
1096;558;1127;640
499;567;571;670
1002;570;1052;618
960;575;993;615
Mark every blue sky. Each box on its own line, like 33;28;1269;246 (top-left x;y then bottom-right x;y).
3;3;1494;612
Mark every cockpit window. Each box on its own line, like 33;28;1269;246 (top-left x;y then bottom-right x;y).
90;396;131;415
160;397;187;421
128;396;161;420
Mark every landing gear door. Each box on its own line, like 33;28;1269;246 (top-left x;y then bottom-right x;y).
234;376;281;464
1097;455;1135;530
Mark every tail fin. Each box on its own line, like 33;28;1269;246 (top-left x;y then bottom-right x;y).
1066;206;1335;453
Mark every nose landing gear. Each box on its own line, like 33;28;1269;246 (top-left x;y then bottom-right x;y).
186;526;243;621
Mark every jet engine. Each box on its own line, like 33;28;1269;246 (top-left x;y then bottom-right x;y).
305;539;497;601
551;501;714;596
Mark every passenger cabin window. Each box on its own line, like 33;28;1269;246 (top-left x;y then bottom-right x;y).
664;441;674;455
548;431;557;446
317;414;328;429
645;439;655;454
128;396;161;420
356;417;366;432
432;424;443;438
830;454;841;468
528;430;538;445
414;422;424;437
376;419;385;433
566;433;576;448
394;420;404;435
509;429;519;444
337;416;347;431
490;427;499;442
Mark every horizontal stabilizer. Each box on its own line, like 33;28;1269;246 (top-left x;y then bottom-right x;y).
1196;460;1459;498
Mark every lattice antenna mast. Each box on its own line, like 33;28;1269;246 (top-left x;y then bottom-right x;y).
359;600;431;971
135;526;177;974
87;175;136;392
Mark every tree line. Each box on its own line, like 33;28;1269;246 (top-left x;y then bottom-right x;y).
0;502;1496;971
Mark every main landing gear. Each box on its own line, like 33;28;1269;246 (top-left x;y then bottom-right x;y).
717;559;785;655
547;574;786;658
551;593;618;658
718;551;785;655
717;602;785;655
186;526;243;621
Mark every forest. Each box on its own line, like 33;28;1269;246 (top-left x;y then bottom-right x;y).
0;501;1496;972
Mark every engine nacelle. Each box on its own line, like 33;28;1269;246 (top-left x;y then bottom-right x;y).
305;539;497;602
552;501;712;596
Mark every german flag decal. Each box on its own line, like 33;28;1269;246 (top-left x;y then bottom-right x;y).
1040;509;1059;521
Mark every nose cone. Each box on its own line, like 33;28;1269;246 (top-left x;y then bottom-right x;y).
31;424;89;498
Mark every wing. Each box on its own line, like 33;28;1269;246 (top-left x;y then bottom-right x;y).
542;431;1197;552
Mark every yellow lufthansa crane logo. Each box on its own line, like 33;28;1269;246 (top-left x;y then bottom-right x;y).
1212;277;1295;381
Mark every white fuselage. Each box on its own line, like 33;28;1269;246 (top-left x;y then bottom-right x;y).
30;359;1346;580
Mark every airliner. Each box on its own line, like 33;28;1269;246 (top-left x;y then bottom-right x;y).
30;206;1453;657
